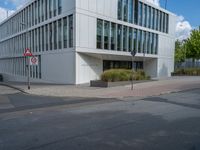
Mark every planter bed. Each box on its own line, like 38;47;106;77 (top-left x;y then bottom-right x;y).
90;80;152;88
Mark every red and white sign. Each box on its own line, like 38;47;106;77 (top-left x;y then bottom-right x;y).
30;56;39;66
24;48;33;57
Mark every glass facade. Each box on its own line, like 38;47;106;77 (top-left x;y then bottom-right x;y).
0;14;74;79
96;19;158;55
0;0;63;40
104;21;110;49
117;0;169;33
97;19;103;49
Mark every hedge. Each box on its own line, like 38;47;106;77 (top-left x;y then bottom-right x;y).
101;69;150;82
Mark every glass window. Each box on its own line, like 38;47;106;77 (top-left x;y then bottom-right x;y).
38;28;41;52
45;0;48;20
154;9;157;30
63;17;68;48
45;24;48;51
153;33;157;54
146;6;149;28
151;33;154;54
69;15;73;48
123;26;128;51
49;0;52;18
163;13;166;33
35;29;38;52
128;27;133;52
133;29;137;52
104;21;110;50
134;0;138;24
159;11;162;32
58;0;62;15
49;23;53;50
58;19;62;49
128;0;133;23
53;0;57;16
144;4;147;27
38;1;40;23
35;1;37;24
111;23;116;50
148;6;151;28
147;32;150;54
117;24;122;51
42;26;44;51
166;14;169;33
138;2;143;26
97;19;103;49
32;4;34;26
118;0;123;20
54;21;57;50
156;9;159;31
138;30;142;53
41;0;44;21
150;7;154;29
155;34;158;54
32;30;34;53
152;8;155;29
143;31;146;54
123;0;128;22
148;32;152;54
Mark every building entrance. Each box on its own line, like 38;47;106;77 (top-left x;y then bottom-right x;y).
103;60;143;71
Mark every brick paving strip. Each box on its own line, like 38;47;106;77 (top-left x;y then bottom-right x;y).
2;77;200;99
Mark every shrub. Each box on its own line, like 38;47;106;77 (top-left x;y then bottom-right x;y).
101;69;150;82
172;68;200;76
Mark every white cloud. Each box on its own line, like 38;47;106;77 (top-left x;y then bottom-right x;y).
0;7;14;23
176;15;192;41
146;0;160;6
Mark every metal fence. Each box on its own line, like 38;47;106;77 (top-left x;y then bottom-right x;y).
175;61;200;69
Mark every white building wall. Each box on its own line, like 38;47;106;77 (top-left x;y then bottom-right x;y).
0;0;177;84
76;53;102;84
41;51;76;84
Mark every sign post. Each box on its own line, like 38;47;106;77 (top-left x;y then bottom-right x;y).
131;50;137;91
24;48;32;90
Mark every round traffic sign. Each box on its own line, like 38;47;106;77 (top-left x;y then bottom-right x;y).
31;57;38;64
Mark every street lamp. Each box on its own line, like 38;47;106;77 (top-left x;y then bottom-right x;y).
20;22;31;90
131;50;137;90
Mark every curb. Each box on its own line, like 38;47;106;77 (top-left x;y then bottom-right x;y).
0;82;27;94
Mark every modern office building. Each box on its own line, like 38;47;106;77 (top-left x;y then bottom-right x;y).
0;0;176;84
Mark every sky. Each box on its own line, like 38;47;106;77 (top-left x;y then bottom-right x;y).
0;0;199;41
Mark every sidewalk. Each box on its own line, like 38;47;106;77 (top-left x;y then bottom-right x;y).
1;76;200;99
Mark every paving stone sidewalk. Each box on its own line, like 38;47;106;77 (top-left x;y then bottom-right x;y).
1;76;200;99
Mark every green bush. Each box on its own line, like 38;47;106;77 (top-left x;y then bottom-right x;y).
172;68;200;76
101;69;150;82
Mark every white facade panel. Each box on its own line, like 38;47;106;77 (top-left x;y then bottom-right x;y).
76;53;102;84
41;51;76;84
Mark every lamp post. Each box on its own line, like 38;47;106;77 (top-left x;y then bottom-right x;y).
131;50;137;90
20;22;30;90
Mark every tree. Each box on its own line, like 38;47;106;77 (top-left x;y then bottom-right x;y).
175;40;186;63
185;29;200;64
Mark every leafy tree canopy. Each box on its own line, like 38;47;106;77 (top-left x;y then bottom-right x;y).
185;29;200;60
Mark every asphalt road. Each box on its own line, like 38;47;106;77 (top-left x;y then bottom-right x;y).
0;86;200;150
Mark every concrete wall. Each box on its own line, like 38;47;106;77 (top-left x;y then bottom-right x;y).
75;53;102;84
41;51;76;84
